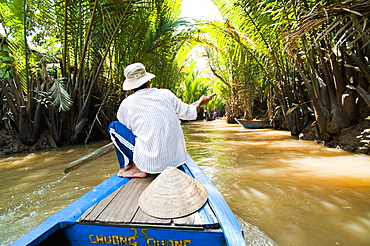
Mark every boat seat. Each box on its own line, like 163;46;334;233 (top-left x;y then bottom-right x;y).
78;174;219;230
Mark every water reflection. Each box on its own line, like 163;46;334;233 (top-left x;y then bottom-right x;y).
1;120;370;245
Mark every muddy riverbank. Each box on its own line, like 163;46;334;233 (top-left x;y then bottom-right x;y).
299;118;370;155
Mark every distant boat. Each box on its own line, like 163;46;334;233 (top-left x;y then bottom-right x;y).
205;112;216;121
235;118;280;129
11;155;246;246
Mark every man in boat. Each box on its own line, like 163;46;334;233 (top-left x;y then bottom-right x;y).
109;62;212;178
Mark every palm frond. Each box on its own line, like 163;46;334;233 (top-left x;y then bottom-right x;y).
0;0;29;92
284;0;370;47
49;78;73;112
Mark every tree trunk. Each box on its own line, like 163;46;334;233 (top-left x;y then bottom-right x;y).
348;85;370;108
19;105;34;145
32;102;43;140
311;99;332;142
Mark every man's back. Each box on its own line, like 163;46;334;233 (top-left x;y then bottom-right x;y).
117;88;197;173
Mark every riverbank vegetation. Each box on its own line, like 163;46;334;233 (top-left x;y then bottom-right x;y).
0;0;369;155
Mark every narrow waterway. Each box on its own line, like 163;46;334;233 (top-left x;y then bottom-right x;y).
1;120;370;245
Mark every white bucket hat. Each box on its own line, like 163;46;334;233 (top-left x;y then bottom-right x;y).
138;166;208;219
122;63;155;90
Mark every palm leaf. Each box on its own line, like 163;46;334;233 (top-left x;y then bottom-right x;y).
284;0;370;47
0;0;29;92
49;78;73;112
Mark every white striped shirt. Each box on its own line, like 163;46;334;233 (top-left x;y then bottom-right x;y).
117;88;197;173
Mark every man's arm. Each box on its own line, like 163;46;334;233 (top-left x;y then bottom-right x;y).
191;94;214;113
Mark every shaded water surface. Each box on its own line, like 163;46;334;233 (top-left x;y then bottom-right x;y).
1;120;370;245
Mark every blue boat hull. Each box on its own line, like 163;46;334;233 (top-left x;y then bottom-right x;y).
235;118;282;129
64;224;225;245
11;156;246;246
240;123;271;129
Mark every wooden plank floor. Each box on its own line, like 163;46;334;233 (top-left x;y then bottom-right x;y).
78;174;219;229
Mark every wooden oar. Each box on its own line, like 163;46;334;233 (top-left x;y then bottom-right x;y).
64;142;115;174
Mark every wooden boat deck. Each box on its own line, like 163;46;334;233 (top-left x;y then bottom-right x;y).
78;174;220;230
13;157;246;246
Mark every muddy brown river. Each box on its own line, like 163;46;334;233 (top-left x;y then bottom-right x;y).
1;120;370;245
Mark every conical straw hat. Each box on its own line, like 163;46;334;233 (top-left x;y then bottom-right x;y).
138;166;208;219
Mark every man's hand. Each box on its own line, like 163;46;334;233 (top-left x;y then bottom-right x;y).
192;94;214;113
199;95;212;106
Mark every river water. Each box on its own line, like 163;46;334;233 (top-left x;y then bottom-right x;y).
1;120;370;245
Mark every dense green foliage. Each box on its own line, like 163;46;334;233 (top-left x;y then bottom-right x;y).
0;0;369;151
0;0;206;146
208;0;370;141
